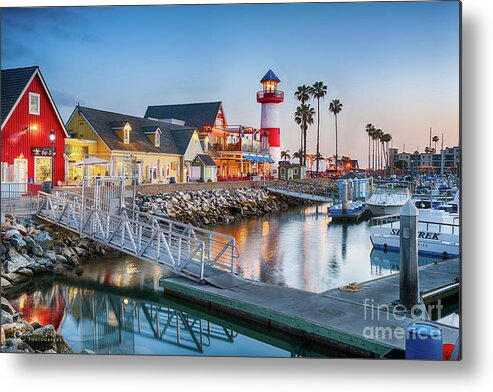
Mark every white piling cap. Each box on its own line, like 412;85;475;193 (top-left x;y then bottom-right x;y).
400;199;419;216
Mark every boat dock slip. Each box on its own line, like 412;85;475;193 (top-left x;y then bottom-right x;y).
160;258;460;357
265;187;334;203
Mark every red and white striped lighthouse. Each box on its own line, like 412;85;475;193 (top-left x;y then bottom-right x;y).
257;69;284;165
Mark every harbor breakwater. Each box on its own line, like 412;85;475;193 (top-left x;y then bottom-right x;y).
135;186;317;227
1;214;107;353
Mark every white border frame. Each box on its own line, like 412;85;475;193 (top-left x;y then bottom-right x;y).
29;92;41;115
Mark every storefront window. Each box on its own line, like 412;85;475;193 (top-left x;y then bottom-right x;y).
34;157;52;183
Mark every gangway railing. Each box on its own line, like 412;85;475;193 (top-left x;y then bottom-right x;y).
36;191;237;280
123;207;239;273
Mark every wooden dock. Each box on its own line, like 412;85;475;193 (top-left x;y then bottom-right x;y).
160;258;460;358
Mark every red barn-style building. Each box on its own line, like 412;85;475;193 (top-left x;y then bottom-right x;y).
1;66;68;186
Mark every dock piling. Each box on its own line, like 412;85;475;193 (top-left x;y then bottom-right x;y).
399;200;420;311
342;180;348;215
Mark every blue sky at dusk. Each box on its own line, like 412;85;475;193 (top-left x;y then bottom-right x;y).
1;2;460;164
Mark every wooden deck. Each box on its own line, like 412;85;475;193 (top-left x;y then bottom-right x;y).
160;258;460;357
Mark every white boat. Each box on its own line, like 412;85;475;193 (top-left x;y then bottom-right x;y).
367;185;410;216
370;208;459;258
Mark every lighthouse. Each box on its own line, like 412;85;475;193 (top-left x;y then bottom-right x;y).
257;69;284;166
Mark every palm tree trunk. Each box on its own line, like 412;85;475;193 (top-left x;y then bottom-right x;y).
300;126;304;164
316;98;320;174
303;125;308;167
334;114;338;172
368;135;371;172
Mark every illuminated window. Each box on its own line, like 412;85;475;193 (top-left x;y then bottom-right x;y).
123;123;131;144
29;92;40;115
155;129;161;147
34;157;52;183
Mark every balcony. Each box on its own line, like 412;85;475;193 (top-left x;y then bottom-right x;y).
256;90;284;103
210;142;267;154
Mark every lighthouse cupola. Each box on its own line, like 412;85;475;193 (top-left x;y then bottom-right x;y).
257;69;284;167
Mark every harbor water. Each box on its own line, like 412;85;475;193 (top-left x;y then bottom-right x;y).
7;203;454;356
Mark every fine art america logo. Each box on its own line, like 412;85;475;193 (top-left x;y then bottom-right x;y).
362;299;445;341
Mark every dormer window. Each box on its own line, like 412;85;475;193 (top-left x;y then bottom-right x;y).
123;123;131;144
29;92;40;115
155;129;161;147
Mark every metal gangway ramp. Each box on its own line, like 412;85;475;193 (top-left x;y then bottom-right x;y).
36;176;238;282
265;181;337;203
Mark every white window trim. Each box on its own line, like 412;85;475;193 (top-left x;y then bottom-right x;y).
29;92;41;115
124;128;130;144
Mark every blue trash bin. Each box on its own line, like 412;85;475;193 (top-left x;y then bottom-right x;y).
406;322;443;360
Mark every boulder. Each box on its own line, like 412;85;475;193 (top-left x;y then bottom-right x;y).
5;271;32;284
1;277;13;291
34;231;54;250
2;229;20;241
10;234;27;251
1;309;13;324
25;236;45;256
3;319;34;338
4;337;35;353
44;251;57;263
4;249;30;273
1;326;5;345
21;324;57;351
1;297;15;315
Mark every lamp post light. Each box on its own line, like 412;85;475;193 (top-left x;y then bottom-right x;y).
49;130;56;188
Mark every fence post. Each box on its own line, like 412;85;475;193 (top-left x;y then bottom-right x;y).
400;199;420;311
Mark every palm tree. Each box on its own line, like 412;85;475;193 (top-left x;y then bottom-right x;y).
432;135;439;152
281;150;291;162
374;128;384;172
328;99;343;172
365;123;375;171
294;104;315;166
371;128;379;172
294;85;311;157
309;82;327;174
292;149;303;164
381;133;392;176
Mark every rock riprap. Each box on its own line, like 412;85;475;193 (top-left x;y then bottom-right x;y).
135;187;310;227
1;214;108;294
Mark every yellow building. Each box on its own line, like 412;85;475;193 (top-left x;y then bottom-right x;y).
65;106;204;184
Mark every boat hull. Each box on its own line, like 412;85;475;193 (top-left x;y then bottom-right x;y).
370;222;459;258
367;204;404;217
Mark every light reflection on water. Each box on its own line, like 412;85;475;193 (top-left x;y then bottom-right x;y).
215;204;437;293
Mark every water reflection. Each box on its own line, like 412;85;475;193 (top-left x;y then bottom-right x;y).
216;204;442;293
9;281;346;357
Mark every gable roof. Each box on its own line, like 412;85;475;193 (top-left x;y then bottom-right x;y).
194;154;217;166
260;69;280;83
71;106;196;155
1;66;38;124
1;66;68;136
144;101;222;129
171;128;196;155
278;161;301;169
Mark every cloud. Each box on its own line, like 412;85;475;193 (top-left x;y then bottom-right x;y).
2;7;101;44
1;37;38;62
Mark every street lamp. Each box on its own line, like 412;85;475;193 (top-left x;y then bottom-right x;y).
49;130;56;144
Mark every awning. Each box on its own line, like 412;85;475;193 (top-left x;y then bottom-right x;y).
266;157;275;163
72;157;110;166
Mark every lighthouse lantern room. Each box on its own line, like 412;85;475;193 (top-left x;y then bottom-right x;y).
257;69;284;167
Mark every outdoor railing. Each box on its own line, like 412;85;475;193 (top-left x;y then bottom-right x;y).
36;190;238;280
371;214;460;236
0;182;44;215
256;90;284;100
